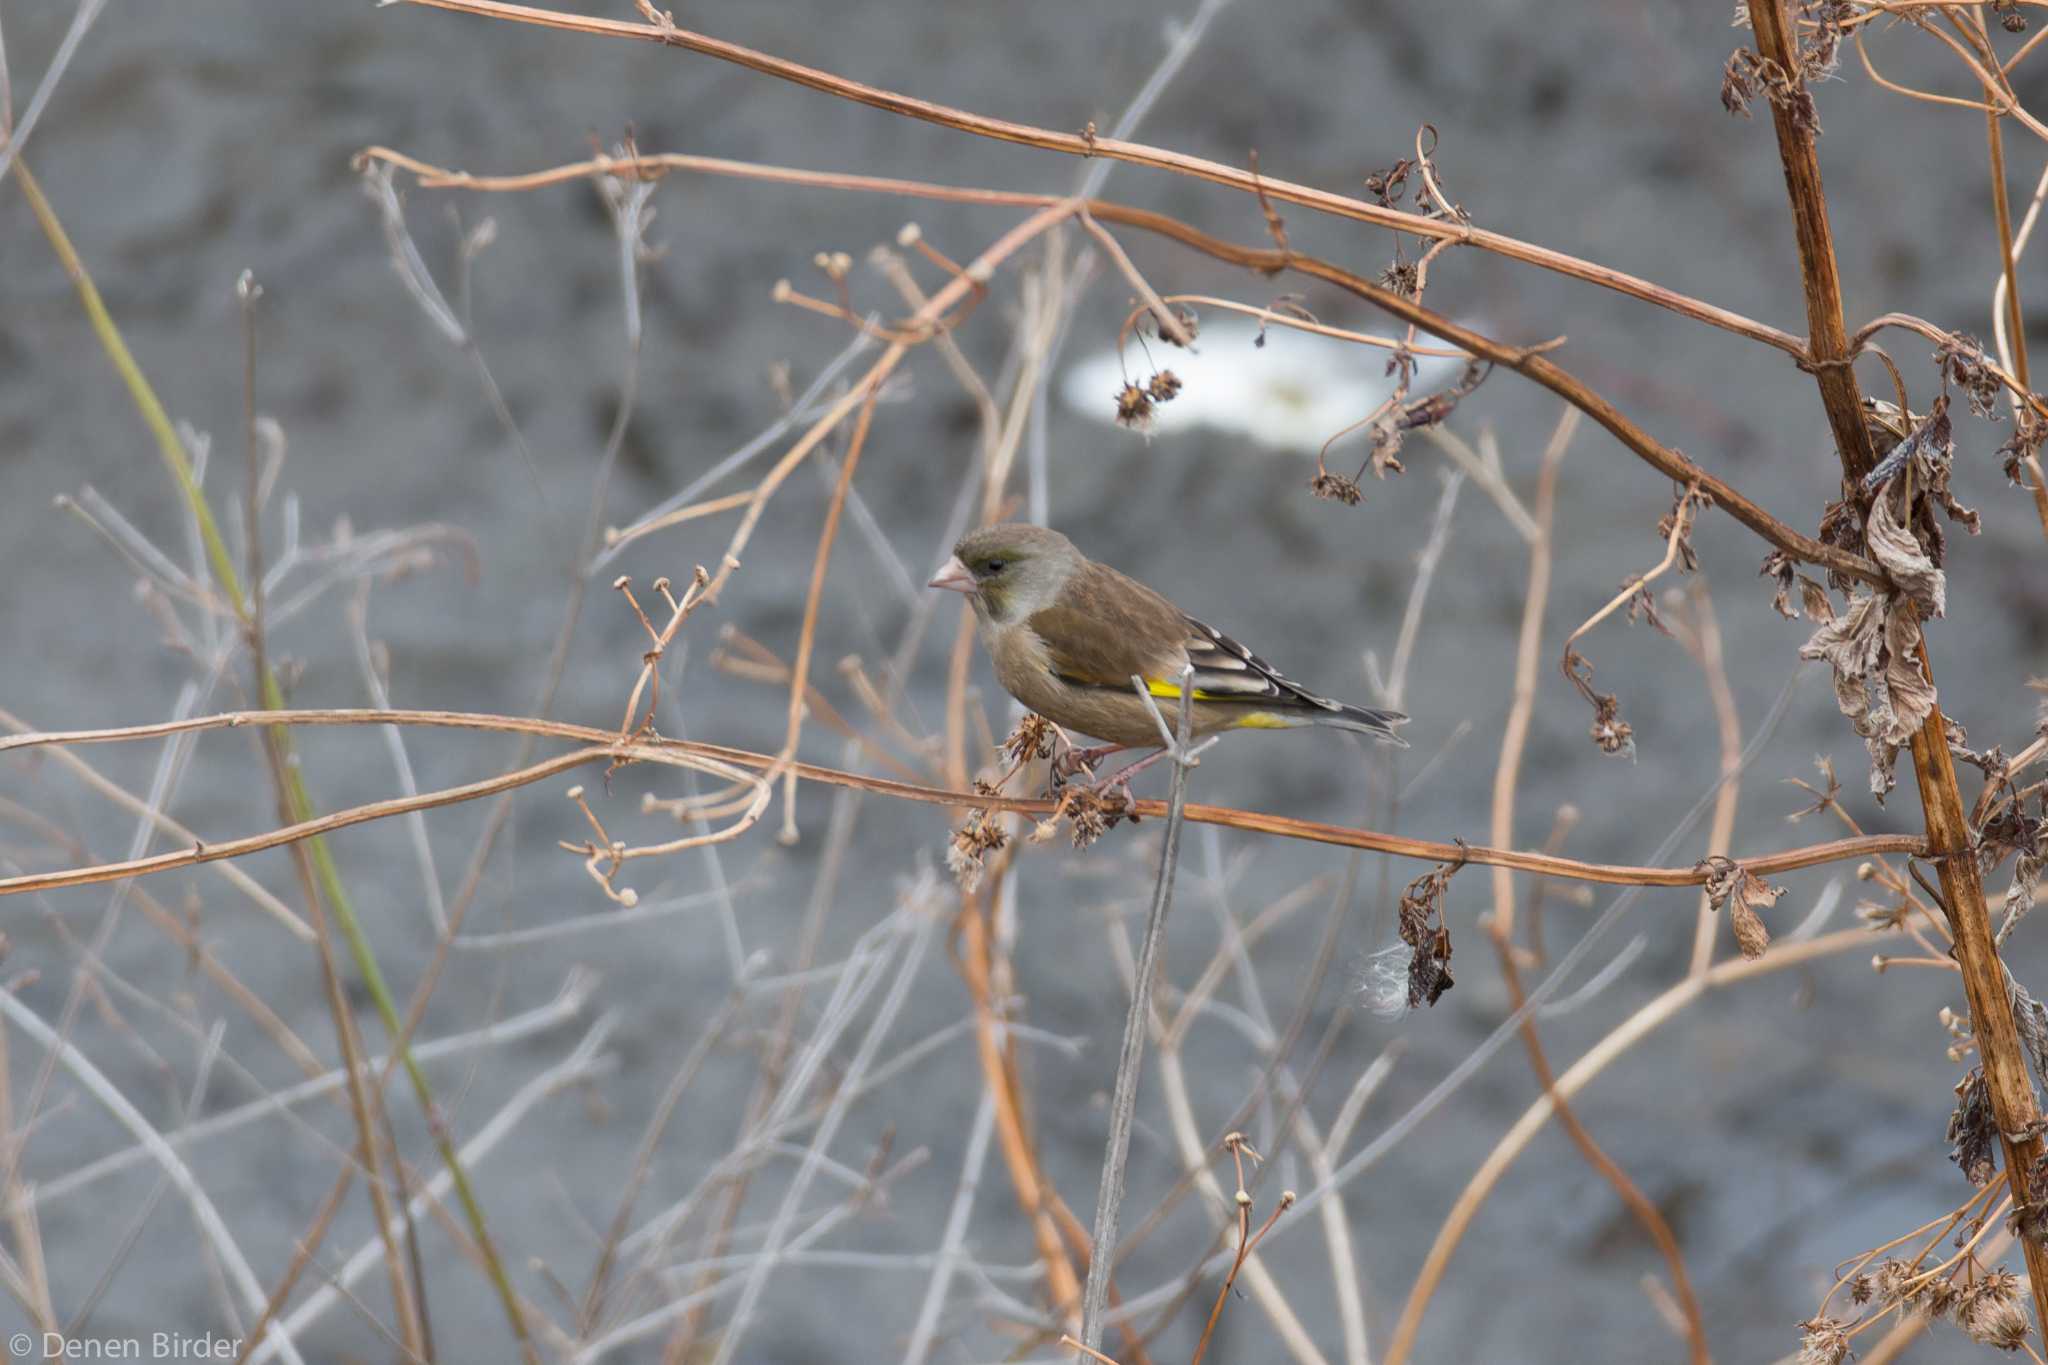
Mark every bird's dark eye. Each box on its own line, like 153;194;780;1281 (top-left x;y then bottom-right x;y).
983;559;1006;574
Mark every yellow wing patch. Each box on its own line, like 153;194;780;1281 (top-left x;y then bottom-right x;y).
1232;712;1300;730
1144;678;1236;702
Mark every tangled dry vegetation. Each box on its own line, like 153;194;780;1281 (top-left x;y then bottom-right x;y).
5;0;2048;1361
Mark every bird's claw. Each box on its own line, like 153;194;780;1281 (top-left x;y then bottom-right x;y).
1050;743;1122;789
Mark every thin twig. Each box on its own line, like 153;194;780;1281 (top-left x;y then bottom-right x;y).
1078;668;1199;1353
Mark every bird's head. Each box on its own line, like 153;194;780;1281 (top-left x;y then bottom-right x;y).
929;523;1080;624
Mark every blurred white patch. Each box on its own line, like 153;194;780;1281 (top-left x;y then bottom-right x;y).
1060;316;1475;454
1359;942;1415;1019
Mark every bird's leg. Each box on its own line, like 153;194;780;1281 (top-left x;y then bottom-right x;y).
1050;742;1128;787
1090;745;1172;807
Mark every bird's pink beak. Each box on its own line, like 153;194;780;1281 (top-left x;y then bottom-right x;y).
928;555;976;595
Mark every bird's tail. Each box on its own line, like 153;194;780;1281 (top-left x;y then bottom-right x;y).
1313;703;1409;746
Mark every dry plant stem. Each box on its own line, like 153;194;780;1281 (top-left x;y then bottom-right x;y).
1561;482;1701;654
1978;34;2048;543
1145;293;1471;358
1896;9;2048;144
1849;311;2048;422
359;145;1883;585
0;990;310;1365
1489;931;1709;1363
1752;0;2048;1328
1487;408;1575;947
0;707;307;938
1749;0;1883;481
1482;412;1707;1363
16;160;534;1360
0;707;1929;897
956;862;1087;1324
1078;674;1197;1353
232;1154;359;1365
1383;928;1879;1365
1984;69;2031;402
1676;583;1743;977
241;275;427;1361
387;0;1804;356
775;387;881;840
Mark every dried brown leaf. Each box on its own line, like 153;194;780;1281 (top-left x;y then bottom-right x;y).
1397;859;1459;1008
1698;854;1782;959
1950;1066;1998;1187
1866;485;1945;618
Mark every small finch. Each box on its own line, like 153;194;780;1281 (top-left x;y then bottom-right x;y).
929;523;1405;784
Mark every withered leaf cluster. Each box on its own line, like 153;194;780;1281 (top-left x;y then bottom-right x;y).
1949;1065;1998;1187
1799;406;1978;801
1362;126;1469;304
2003;967;2048;1098
1760;550;1833;622
1397;859;1459;1008
1999;409;2046;487
1697;854;1783;959
1937;335;2005;420
1978;780;2044;942
1658;482;1713;574
1366;360;1492;482
1563;647;1635;759
1722;1;1845;130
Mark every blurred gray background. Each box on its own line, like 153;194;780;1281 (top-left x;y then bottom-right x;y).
3;0;2047;1360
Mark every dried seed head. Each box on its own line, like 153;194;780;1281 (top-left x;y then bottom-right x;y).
1378;259;1421;298
1146;370;1183;403
1114;383;1155;430
1309;472;1364;506
1923;1274;1962;1320
1961;1294;2030;1350
1795;1316;1851;1365
1003;713;1058;765
947;809;1009;892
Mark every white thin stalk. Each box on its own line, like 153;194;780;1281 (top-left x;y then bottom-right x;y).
0;991;307;1365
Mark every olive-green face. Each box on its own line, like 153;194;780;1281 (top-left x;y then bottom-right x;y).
961;546;1023;618
960;546;1021;584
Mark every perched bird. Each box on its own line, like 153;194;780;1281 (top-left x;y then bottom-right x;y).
929;524;1405;782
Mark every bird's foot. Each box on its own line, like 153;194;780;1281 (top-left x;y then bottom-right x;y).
1064;747;1170;812
1049;742;1128;789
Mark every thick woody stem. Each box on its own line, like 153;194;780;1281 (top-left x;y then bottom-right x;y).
1751;0;2048;1326
1747;0;1880;482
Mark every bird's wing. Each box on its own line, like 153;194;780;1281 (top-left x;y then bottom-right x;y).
1171;615;1343;712
1025;562;1190;691
1026;562;1340;712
